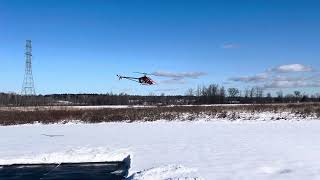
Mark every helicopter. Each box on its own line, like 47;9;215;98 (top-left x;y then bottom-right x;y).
117;72;156;85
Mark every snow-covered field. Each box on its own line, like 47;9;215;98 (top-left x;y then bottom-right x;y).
1;120;320;179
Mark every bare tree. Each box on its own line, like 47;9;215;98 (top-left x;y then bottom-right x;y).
255;87;264;98
267;92;272;98
219;86;226;103
228;88;240;98
294;91;301;97
244;88;250;98
294;91;302;102
250;88;255;98
275;90;283;102
186;88;194;96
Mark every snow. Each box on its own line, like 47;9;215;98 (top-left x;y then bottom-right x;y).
128;165;202;180
68;105;155;109
1;120;320;179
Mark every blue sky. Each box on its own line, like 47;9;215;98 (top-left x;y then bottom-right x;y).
1;0;320;95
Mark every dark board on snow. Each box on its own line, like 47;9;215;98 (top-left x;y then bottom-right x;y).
0;156;130;180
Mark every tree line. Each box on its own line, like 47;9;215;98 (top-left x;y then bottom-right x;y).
0;84;320;106
186;84;320;104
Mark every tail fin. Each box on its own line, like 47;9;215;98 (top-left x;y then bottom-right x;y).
117;75;122;80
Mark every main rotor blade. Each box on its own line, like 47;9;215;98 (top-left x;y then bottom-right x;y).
133;72;154;76
118;75;139;80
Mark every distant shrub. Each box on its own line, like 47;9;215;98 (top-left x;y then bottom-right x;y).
217;111;227;118
229;112;240;121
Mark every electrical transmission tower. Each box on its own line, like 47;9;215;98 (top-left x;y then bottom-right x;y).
21;40;36;95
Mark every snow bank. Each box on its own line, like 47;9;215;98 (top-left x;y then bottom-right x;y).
0;147;130;165
128;165;202;180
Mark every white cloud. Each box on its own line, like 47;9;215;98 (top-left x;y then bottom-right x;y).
227;63;318;89
264;81;320;89
221;43;240;49
270;64;313;73
272;75;313;82
264;75;320;88
160;78;186;85
273;76;294;81
153;71;207;79
229;73;268;83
